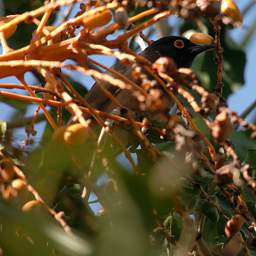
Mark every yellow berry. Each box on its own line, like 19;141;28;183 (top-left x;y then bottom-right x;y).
189;33;214;45
52;124;90;145
22;200;40;212
63;123;90;145
83;9;112;31
221;0;242;26
11;179;26;190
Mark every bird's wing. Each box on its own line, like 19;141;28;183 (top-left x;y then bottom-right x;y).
85;48;161;111
85;60;132;110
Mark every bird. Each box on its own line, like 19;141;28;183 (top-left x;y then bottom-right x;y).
85;36;214;115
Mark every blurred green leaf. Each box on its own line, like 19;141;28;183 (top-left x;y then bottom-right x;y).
0;199;91;256
231;130;256;160
196;199;220;222
0;96;29;111
95;177;149;256
195;31;246;98
193;115;211;139
223;33;246;91
170;213;183;241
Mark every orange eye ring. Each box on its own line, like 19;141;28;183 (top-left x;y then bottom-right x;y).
173;39;185;49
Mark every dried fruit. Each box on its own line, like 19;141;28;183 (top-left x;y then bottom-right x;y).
2;186;17;199
211;108;233;142
83;9;112;31
196;0;220;16
0;158;15;182
146;88;172;112
135;0;147;7
201;92;219;113
225;214;245;238
152;57;177;76
215;163;234;185
170;0;199;19
221;0;242;27
189;33;213;45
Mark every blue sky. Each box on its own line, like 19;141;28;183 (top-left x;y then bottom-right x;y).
228;0;256;120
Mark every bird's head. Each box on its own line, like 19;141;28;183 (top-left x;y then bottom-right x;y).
142;36;214;68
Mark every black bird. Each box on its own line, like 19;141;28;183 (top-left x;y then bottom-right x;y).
85;36;214;113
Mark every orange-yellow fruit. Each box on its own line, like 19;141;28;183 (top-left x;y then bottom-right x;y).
0;16;17;39
189;33;214;45
152;57;177;76
52;123;90;145
11;179;26;190
83;9;112;31
22;200;40;212
221;0;242;26
0;158;15;182
63;123;90;145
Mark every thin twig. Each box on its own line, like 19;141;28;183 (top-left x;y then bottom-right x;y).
30;0;55;43
212;9;223;98
240;99;256;119
18;76;57;129
0;83;58;97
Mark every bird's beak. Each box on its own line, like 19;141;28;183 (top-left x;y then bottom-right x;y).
189;44;215;55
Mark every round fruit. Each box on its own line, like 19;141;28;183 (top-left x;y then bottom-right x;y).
189;33;213;45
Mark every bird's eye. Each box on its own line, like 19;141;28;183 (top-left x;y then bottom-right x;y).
173;39;185;49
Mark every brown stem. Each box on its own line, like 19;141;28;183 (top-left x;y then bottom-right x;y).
0;90;166;136
18;76;57;129
212;14;223;98
0;83;58;96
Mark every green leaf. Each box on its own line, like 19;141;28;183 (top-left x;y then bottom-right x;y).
195;31;246;99
222;33;246;92
171;213;183;241
193;175;213;188
230;131;256;160
0;97;29;111
196;199;220;222
193;115;211;139
216;194;233;216
245;150;256;169
155;141;175;151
